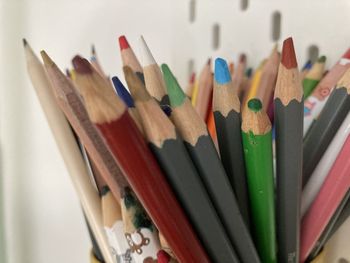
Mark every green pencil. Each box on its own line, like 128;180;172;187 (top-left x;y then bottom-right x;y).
303;56;326;98
242;98;276;263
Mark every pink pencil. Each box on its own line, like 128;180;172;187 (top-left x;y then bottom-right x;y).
300;135;350;262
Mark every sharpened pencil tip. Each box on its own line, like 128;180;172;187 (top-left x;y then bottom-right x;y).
139;35;156;66
248;99;262;112
318;55;326;63
91;44;96;56
22;38;27;47
112;75;135;108
239;53;246;63
119;35;130;51
100;185;110;196
161;64;186;107
157;250;171;263
214;58;231;84
207;58;211;65
302;60;312;71
40;51;54;66
72;55;93;74
281;37;297;69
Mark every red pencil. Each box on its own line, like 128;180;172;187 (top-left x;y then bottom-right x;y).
71;56;210;263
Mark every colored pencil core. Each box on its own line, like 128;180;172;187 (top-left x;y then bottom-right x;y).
72;56;93;74
318;55;326;63
281;37;297;69
215;58;231;84
118;35;130;50
248;99;262;112
161;64;186;107
112;76;135;108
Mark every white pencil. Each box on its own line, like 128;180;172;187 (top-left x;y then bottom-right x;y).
301;112;350;217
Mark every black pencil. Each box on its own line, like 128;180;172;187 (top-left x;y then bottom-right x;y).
161;63;260;263
213;57;250;229
123;65;239;263
274;37;303;263
303;68;350;184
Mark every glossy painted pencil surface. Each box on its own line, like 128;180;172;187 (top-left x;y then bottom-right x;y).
124;66;239;262
162;64;260;263
24;44;113;262
242;99;276;263
300;135;350;262
274;37;303;263
213;58;250;228
71;57;210;263
303;68;350;185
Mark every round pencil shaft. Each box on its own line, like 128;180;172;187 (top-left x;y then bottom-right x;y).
242;99;276;263
274;37;303;263
303;82;350;185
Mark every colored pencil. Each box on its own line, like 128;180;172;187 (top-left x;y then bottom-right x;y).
139;36;169;106
157;250;177;263
323;215;350;262
301;112;350;216
243;59;266;107
300;135;350;262
71;56;210;263
24;41;114;263
232;53;247;97
307;189;350;261
123;65;239;262
111;76;144;134
162;64;260;263
274;37;303;263
118;35;144;83
213;58;250;228
300;60;312;80
90;44;107;78
303;56;327;98
303;48;350;136
42;51;162;262
302;67;350;185
256;45;280;111
241;98;276;263
195;59;213;120
191;79;200;106
101;186;134;262
185;72;196;99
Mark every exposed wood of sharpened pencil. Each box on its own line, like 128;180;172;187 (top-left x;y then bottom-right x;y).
139;36;169;106
72;57;210;263
232;53;247;97
195;59;213;120
23;41;114;263
213;58;251;229
274;37;303;263
90;44;108;79
243;59;266;107
162;64;260;263
303;56;326;98
124;65;239;262
256;45;280;111
118;35;144;83
303;68;350;185
300;135;350;262
241;98;276;263
185;72;196;99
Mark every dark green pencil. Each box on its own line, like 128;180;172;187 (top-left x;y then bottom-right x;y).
162;64;260;263
213;57;250;229
123;65;239;263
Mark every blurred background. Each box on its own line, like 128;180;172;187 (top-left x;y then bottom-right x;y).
1;0;349;262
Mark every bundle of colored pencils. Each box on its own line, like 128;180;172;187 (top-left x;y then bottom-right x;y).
24;34;350;263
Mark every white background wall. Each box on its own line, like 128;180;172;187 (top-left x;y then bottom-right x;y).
1;0;349;262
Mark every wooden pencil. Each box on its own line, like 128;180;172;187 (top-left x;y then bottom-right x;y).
23;41;114;263
300;135;350;262
195;59;213;120
303;67;350;185
243;59;266;107
162;64;260;263
301;112;350;216
139;36;169;106
307;189;350;261
90;44;107;78
300;60;312;80
232;53;247;98
118;35;144;83
101;186;133;262
241;98;276;263
256;45;280;111
123;65;239;262
213;58;250;228
42;51;162;261
303;56;327;98
303;48;350;136
185;72;196;99
71;56;210;263
274;37;303;263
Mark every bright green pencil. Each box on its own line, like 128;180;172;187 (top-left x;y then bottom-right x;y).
241;99;276;263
